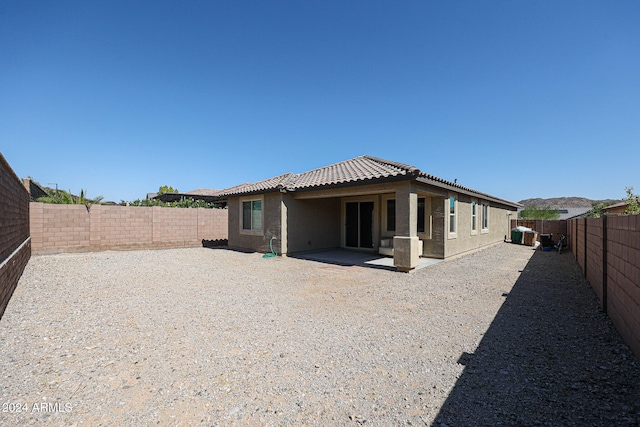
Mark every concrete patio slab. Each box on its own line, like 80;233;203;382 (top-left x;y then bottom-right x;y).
290;248;443;270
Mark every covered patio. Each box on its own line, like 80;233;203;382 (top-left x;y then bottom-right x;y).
290;248;443;271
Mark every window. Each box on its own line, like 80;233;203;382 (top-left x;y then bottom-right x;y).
482;203;489;230
417;197;426;233
449;196;456;234
386;199;396;232
471;201;477;232
242;199;262;232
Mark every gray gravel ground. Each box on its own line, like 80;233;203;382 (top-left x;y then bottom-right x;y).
0;243;638;426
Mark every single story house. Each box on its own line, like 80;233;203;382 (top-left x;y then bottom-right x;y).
602;200;635;215
217;155;521;271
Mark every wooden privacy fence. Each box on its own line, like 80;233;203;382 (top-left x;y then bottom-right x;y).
569;215;640;360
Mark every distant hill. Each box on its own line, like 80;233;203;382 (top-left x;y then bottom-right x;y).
518;197;620;209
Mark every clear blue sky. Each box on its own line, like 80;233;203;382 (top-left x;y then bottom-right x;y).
2;1;638;203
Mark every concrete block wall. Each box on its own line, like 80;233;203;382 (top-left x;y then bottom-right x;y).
575;219;587;272
606;215;640;361
0;239;30;319
510;219;567;242
153;206;198;244
0;153;31;319
30;204;91;252
91;205;153;251
30;203;228;254
586;218;604;304
198;206;228;243
570;215;640;361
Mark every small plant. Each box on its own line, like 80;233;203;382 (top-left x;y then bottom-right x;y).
518;205;560;220
37;189;103;206
623;186;640;215
121;198;166;207
585;201;605;218
158;185;178;195
119;197;224;209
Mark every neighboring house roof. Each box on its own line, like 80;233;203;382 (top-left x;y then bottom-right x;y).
153;188;224;203
603;201;628;211
557;208;591;220
217;155;521;208
186;188;224;197
515;207;592;220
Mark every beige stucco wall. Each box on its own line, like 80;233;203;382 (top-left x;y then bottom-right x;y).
228;192;283;254
226;180;517;263
422;196;445;258
283;195;341;254
443;195;513;258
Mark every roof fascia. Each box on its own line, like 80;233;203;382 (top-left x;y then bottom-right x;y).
416;176;521;209
223;189;282;199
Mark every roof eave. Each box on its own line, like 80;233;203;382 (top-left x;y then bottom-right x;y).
416;176;521;209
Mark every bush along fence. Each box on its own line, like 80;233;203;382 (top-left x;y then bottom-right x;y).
568;215;640;361
30;203;228;255
0;153;31;320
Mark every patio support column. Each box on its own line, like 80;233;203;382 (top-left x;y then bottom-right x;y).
394;182;420;272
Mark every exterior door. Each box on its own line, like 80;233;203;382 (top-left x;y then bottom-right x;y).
345;201;374;249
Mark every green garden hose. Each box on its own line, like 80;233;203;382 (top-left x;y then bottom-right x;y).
262;237;277;258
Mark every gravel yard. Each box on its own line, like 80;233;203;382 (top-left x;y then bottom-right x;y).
1;243;638;426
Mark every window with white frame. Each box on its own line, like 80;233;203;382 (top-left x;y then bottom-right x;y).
241;199;262;233
482;203;489;230
448;196;456;234
471;201;477;232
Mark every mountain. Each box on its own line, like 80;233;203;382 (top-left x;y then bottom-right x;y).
518;197;620;209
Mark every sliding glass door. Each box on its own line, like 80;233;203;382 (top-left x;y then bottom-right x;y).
345;201;374;249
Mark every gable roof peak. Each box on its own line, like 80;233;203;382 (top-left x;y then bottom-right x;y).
361;155;422;176
217;155;423;197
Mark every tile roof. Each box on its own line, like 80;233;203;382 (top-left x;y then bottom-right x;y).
217;156;418;197
603;201;628;210
289;155;421;190
218;173;297;196
217;155;520;207
186;188;223;197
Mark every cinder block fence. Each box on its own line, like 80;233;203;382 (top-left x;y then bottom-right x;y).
0;154;31;320
569;215;640;361
510;219;567;240
30;203;228;255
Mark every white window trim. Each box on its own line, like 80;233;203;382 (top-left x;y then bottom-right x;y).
448;195;457;239
481;202;490;234
239;195;264;236
471;199;478;236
